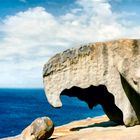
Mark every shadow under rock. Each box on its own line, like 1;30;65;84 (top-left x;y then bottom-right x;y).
70;121;120;131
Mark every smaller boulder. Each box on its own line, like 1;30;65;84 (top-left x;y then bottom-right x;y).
21;117;54;140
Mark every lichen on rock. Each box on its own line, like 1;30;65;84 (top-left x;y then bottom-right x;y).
21;117;54;140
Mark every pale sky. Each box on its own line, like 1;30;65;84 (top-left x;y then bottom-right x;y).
0;0;140;88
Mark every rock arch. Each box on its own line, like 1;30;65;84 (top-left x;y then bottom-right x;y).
61;85;123;124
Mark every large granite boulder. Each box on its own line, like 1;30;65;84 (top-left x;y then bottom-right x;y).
43;39;140;127
21;117;54;140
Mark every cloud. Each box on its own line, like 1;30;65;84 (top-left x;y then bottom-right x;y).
0;0;140;87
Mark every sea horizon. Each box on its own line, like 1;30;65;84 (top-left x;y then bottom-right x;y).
0;88;104;138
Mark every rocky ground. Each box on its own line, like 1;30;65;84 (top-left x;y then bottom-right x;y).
1;115;140;140
50;115;140;140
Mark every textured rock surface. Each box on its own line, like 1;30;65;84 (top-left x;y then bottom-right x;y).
43;39;140;126
1;117;54;140
51;115;140;140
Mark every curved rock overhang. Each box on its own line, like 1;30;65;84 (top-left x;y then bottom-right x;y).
43;39;140;126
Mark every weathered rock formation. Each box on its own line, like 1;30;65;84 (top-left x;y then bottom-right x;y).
1;117;54;140
43;39;140;127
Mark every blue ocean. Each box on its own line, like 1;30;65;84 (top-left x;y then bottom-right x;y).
0;88;104;138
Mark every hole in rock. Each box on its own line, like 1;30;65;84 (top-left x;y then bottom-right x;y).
60;96;104;122
61;85;123;124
